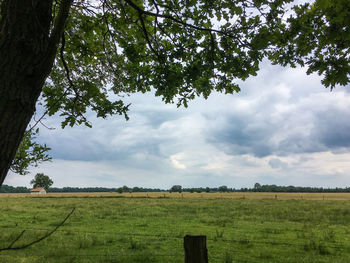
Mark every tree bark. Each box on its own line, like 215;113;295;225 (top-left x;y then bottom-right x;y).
0;0;73;186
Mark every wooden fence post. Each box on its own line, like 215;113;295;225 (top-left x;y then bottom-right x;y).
184;235;208;263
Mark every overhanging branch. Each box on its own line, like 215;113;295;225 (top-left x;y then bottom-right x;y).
0;208;75;252
49;0;74;51
124;0;228;36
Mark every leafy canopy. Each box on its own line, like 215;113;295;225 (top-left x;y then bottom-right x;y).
10;0;350;174
43;0;295;129
43;0;350;130
269;0;350;88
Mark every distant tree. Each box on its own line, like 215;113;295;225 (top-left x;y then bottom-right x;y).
205;187;210;193
254;183;262;192
170;185;182;193
190;188;194;193
117;187;123;194
30;173;53;190
218;185;228;193
196;188;202;193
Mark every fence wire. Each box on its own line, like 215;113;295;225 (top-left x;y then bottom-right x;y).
1;224;349;263
1;224;348;250
0;253;183;257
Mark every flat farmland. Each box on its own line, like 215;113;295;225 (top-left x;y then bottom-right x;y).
1;194;350;262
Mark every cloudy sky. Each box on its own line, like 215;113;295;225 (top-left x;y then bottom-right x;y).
5;61;350;189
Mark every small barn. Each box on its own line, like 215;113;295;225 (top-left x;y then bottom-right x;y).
30;187;46;195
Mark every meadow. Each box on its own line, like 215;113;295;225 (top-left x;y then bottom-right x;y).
1;193;350;262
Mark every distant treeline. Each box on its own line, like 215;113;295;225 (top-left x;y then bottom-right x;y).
0;185;29;193
49;186;166;193
2;184;350;193
247;184;350;193
0;185;165;193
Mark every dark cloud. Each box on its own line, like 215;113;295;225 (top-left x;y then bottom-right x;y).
139;110;185;129
205;113;275;157
276;137;326;155
44;133;167;162
207;91;350;157
313;110;350;149
268;158;288;169
36;119;170;162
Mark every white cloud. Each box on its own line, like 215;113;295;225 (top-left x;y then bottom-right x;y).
170;153;187;169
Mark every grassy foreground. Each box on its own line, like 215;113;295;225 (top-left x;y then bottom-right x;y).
1;194;350;262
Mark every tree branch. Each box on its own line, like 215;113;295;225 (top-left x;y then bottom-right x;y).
124;0;228;36
137;12;162;61
101;0;120;73
38;0;73;79
60;34;75;89
0;208;75;252
123;0;252;50
49;0;74;51
6;230;26;249
33;112;55;130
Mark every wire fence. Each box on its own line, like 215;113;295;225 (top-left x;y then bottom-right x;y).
0;253;183;257
0;220;333;235
1;224;348;249
1;224;349;262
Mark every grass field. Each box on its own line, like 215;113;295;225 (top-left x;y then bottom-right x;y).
1;193;350;262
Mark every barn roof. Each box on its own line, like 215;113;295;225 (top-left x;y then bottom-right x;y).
30;187;46;192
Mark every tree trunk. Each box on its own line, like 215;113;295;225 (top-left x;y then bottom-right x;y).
0;0;72;186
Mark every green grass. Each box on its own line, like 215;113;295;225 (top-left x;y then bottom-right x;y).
1;196;350;262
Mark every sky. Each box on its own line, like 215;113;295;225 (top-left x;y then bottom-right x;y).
5;61;350;189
